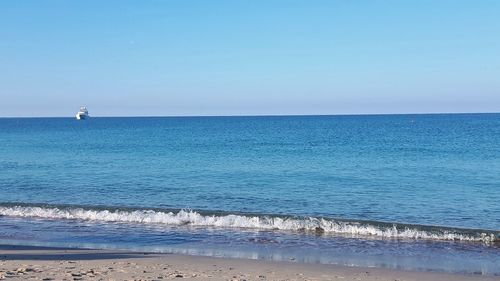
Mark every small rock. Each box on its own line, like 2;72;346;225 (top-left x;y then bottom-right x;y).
175;274;183;278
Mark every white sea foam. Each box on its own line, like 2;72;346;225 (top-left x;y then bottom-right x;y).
0;205;496;243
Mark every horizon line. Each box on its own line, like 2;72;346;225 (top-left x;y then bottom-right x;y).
1;111;499;119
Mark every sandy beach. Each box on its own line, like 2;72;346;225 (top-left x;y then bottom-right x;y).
0;245;498;281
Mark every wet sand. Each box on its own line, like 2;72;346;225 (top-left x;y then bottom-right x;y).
0;245;498;281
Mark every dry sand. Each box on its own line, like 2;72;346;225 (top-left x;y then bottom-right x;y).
0;245;498;281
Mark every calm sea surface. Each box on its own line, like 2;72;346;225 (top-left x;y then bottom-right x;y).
0;114;499;274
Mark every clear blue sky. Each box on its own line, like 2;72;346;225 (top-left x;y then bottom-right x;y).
1;0;499;117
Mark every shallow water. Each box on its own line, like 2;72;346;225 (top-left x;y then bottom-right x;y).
0;114;499;274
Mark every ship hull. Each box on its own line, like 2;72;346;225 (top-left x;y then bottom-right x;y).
76;113;88;120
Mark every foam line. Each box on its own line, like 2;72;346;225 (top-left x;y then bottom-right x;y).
0;205;497;243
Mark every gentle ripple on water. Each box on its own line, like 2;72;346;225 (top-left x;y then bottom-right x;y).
0;114;499;274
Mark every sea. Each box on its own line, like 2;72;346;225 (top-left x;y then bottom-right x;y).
0;114;499;275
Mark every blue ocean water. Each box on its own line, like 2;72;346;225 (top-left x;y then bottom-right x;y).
0;114;499;274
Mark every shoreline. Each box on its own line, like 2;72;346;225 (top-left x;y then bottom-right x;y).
1;245;498;280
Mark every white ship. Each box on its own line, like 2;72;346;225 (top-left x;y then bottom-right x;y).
76;106;89;120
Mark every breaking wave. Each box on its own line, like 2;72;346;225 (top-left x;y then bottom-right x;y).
0;204;497;244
